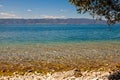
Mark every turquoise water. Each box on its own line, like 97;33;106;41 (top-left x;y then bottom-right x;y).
0;24;120;45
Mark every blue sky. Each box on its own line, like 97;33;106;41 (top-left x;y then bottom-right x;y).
0;0;92;19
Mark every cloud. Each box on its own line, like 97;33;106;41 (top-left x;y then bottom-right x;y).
60;9;67;12
27;9;32;12
60;9;64;12
0;12;22;18
41;15;65;19
0;4;3;8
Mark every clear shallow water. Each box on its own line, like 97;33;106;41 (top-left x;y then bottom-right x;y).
0;24;120;45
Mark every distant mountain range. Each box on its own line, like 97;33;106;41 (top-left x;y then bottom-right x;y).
0;18;106;25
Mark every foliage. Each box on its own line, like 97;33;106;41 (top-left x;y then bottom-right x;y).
69;0;120;24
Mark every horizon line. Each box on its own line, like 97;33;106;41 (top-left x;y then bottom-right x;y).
0;18;100;20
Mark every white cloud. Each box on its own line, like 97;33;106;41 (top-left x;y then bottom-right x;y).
60;9;64;12
10;11;14;13
31;16;41;19
0;12;22;18
41;15;65;19
60;9;67;12
27;9;32;12
0;4;3;8
0;12;15;17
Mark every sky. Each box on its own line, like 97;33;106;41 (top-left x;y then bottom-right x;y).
0;0;92;19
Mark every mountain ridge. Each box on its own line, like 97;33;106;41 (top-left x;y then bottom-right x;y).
0;18;106;25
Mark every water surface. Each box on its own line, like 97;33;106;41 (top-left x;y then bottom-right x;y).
0;24;120;45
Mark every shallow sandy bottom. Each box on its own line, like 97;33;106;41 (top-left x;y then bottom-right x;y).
0;42;120;76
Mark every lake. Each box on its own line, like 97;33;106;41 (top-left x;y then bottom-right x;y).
0;24;120;45
0;24;120;73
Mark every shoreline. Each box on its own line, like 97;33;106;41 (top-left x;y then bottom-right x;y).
0;40;120;47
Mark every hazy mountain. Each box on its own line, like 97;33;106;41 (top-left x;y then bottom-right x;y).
0;18;106;25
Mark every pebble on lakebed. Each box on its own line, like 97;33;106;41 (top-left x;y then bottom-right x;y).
0;69;112;80
0;42;120;79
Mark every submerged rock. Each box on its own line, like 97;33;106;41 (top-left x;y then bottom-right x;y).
108;70;120;80
0;70;110;80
